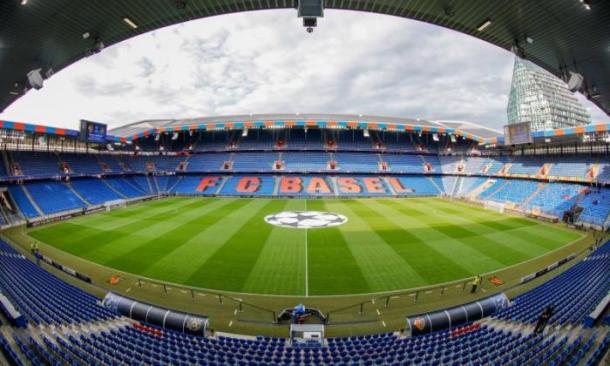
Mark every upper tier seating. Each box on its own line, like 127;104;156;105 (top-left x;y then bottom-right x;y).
186;153;232;172
382;154;427;173
283;152;329;171
59;153;103;175
286;129;323;150
334;153;380;172
238;130;277;150
507;157;546;175
194;131;237;151
11;152;60;177
333;130;373;150
232;152;278;172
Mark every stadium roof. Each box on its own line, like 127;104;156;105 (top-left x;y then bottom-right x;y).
1;0;609;119
108;113;503;141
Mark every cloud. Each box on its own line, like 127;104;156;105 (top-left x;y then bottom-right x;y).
0;9;607;131
75;76;136;96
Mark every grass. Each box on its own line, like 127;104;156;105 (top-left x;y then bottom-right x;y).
28;196;582;296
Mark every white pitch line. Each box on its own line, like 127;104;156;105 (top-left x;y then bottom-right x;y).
305;199;309;297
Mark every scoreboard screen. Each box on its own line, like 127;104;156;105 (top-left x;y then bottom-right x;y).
80;120;107;144
504;122;533;145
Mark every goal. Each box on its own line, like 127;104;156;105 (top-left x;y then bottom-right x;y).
104;199;127;211
484;200;505;213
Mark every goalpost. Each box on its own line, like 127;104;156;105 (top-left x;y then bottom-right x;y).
104;199;127;212
484;200;505;214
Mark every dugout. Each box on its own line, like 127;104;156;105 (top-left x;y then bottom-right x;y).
405;293;510;336
103;292;208;336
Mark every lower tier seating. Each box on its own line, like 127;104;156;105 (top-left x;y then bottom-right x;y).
0;237;608;365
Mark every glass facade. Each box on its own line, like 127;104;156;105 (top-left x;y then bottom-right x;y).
507;57;591;131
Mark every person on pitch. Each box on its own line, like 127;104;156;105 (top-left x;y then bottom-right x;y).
470;275;482;294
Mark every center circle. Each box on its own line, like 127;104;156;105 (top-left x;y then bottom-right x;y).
264;211;348;229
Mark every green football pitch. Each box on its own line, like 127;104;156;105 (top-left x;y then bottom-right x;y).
27;197;582;296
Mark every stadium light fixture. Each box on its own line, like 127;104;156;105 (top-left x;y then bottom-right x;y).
476;19;492;32
123;17;139;29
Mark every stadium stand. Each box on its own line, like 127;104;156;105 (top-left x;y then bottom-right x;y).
59;153;104;175
70;178;124;205
103;177;146;198
186;153;233;172
25;181;87;215
283;152;330;172
0;239;115;325
7;185;40;219
494;242;610;326
333;153;381;172
10;152;60;177
0;238;607;365
232;152;278;172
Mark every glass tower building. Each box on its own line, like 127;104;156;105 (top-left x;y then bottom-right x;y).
507;57;591;131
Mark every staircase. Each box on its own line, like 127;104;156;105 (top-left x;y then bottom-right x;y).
145;175;155;194
467;179;497;199
427;177;444;194
520;183;546;210
21;185;44;216
100;179;127;199
452;176;463;196
166;176;183;194
152;175;161;194
66;182;91;206
214;177;228;195
1;151;12;177
499;163;512;175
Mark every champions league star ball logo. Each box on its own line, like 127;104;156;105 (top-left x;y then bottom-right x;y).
264;211;348;229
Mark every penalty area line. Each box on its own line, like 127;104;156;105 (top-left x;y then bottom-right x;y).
305;227;309;297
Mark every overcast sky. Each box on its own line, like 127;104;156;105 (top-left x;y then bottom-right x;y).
0;9;607;132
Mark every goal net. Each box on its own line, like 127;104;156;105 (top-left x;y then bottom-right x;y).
484;200;505;213
104;199;127;211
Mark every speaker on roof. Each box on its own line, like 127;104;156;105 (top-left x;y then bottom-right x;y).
567;72;584;92
27;69;44;90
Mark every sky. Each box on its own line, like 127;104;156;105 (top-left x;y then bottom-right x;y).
0;9;607;132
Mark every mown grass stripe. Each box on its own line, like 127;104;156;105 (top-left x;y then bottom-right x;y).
146;198;271;284
394;199;530;266
241;199;307;295
104;198;250;275
184;200;288;292
352;199;472;284
407;199;549;258
326;200;426;292
376;199;506;272
29;198;207;256
306;200;370;295
421;199;580;252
